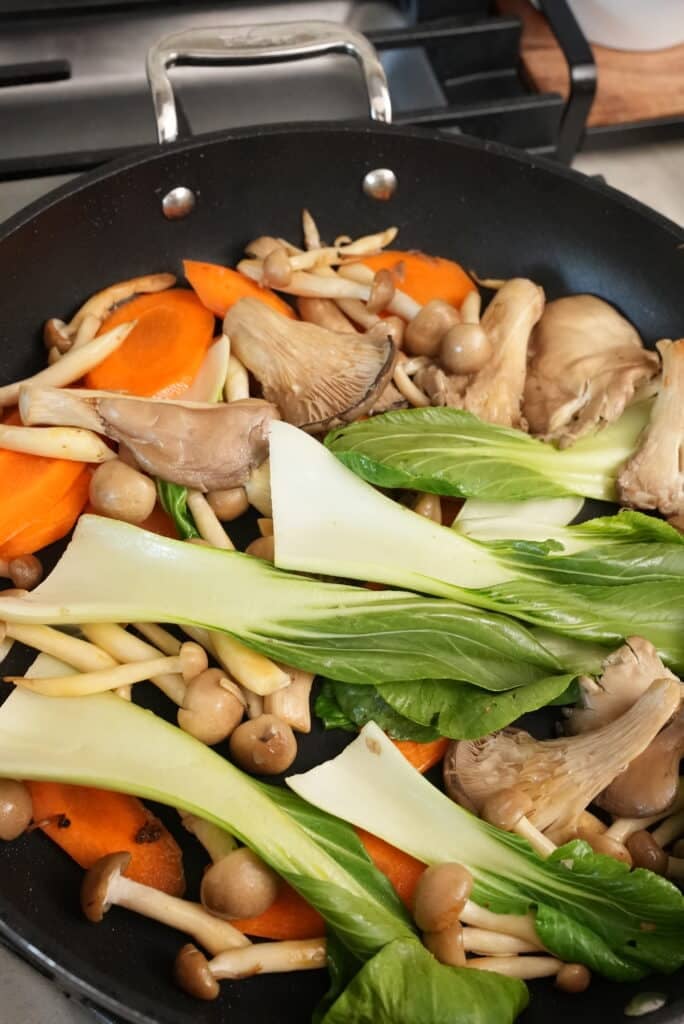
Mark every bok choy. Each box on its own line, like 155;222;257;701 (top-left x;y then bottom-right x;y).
325;404;650;502
270;422;684;670
288;723;684;983
0;687;528;1024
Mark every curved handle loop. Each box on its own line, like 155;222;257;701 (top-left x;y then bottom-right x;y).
146;21;392;144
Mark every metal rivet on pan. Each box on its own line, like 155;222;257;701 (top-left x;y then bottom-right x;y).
162;186;196;220
362;168;398;201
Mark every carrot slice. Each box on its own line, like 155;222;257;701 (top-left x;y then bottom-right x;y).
137;501;179;539
183;260;296;320
232;881;325;940
392;738;450;775
362;251;475;309
355;828;425;909
85;289;215;398
0;471;90;559
25;781;185;897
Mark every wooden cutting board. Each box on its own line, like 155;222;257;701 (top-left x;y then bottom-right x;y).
498;0;684;127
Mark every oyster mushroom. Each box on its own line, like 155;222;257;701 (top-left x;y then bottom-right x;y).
223;298;394;432
523;295;659;447
413;363;468;408
463;278;544;429
443;678;680;840
19;386;278;491
564;636;678;734
618;338;684;516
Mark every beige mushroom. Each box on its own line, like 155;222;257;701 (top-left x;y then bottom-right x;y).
263;666;314;733
177;668;246;745
81;852;249;955
412;862;473;932
174;939;326;1000
206;487;249;522
223;298;394;432
463;278;544;429
0;780;33;841
200;846;279;920
0;554;43;591
89;459;157;524
523;295;659;446
296;297;358;333
229;714;298;775
20;387;278;492
404;300;461;357
413;363;468;408
618;339;684;516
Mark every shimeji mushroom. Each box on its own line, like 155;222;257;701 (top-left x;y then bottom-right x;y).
0;555;43;591
223;298;394;432
523;295;659;447
174;939;327;1000
229;714;298;775
20;386;278;491
88;460;157;525
618;338;684;516
0;779;33;840
178;668;246;745
604;782;684;844
81;852;249;956
201;846;279;921
80;623;186;705
443;678;681;849
0;423;115;464
185;491;235;550
263;666;314;733
206;487;250;522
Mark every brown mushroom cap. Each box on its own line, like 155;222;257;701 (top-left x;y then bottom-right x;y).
81;851;131;922
224;298;394;432
174;943;220;1001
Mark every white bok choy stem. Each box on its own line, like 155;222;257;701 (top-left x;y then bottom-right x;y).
0;685;412;958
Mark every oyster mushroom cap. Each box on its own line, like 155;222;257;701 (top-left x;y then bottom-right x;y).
564;636;679;735
224;298;394;432
464;278;544;429
523;295;659;447
618;338;684;516
443;677;680;836
413;363;467;408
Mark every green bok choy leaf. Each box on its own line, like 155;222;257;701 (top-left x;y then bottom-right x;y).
325;404;650;502
288;723;684;982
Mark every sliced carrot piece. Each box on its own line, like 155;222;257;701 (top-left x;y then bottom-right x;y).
392;738;450;775
0;471;90;559
362;250;475;309
232;881;324;940
85;289;215;398
137;501;179;539
183;260;296;320
25;781;185;897
355;828;426;909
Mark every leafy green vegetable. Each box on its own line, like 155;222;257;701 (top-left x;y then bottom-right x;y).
325;403;649;502
156;480;199;539
0;514;570;687
321;938;528;1024
289;724;684;982
315;682;357;733
317;681;439;741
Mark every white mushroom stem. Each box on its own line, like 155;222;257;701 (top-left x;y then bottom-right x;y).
0;635;15;667
80;623;186;705
0;425;115;463
337;262;421;321
210;632;289;697
462;928;540;956
666;856;684;879
302;209;321;251
113;874;248;955
393;363;430;407
68;273;176;333
181;624;213;649
297;297;359;333
335;297;381;330
460;290;482;325
263;669;314;733
2;622;117;672
207;939;327;980
224;354;250;402
180;812;237;863
606;784;684;842
652;809;684;849
514;816;557;858
467;956;562;979
132;622;181;656
186;491;235;551
283;228;397;272
244;459;272;516
460;901;544;949
7;643;207;697
241;688;264;719
0;322;135;408
238;259;368;302
71;313;103;350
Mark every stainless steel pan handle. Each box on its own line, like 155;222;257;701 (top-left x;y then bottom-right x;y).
146;21;392;145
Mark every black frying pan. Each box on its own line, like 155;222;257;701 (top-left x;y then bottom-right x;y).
0;25;683;1024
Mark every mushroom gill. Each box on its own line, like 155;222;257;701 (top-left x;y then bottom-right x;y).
523;295;659;447
223;298;394;432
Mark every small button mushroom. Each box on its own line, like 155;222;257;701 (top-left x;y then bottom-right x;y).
174;938;327;1001
0;779;33;840
412;862;473;933
245;535;275;561
7;554;43;591
439;323;492;375
585;831;633;866
262;247;292;289
423;922;466;967
626;830;668;875
201;847;279;920
174;943;220;1001
81;851;249;956
404;300;461;357
229;714;298;775
413;493;442;524
89;459;157;525
367;269;395;315
206;487;249;522
244;235;282;260
43;318;73;354
178;642;209;682
556;963;592;994
177;668;245;745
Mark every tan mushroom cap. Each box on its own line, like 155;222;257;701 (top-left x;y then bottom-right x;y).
174;943;220;1001
224;298;395;433
81;851;131;922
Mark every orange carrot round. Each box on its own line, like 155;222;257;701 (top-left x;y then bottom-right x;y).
392;738;450;775
184;260;296;320
355;828;426;908
362;250;475;309
232;881;324;940
0;471;90;559
26;781;185;897
85;289;215;398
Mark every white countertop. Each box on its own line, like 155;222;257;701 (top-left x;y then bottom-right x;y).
0;137;681;1024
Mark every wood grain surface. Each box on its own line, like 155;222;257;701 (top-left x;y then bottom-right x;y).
498;0;684;126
